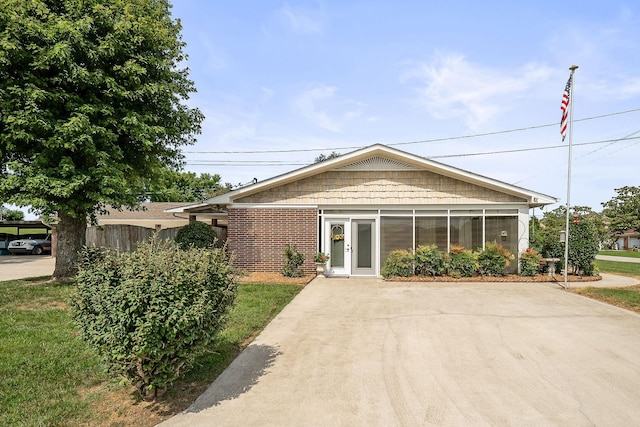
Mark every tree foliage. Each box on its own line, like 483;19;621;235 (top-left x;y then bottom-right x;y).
314;151;341;163
602;186;640;235
144;169;231;203
530;206;600;275
0;206;24;221
0;0;203;278
174;221;217;250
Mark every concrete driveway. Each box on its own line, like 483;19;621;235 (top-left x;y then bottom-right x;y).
162;276;640;427
0;255;54;281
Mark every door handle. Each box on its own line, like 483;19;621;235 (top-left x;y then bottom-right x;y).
345;244;351;252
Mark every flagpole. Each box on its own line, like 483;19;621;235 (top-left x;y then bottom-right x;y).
563;65;578;289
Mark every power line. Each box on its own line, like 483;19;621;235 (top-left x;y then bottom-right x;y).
184;135;640;166
183;107;640;155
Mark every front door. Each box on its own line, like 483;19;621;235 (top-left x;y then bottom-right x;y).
325;218;376;276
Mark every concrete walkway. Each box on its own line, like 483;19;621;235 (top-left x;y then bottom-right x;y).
161;276;640;427
596;254;640;263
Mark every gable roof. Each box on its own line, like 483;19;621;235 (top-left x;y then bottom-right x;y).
203;144;557;208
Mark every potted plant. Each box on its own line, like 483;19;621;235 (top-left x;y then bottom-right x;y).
314;252;330;275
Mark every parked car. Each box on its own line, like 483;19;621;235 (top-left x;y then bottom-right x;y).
7;235;52;255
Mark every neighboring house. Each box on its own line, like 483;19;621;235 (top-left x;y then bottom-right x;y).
96;202;226;229
615;229;640;250
171;144;557;277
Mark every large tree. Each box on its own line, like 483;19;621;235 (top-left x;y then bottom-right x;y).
0;0;203;278
602;186;640;235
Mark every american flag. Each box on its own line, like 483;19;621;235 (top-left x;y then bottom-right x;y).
560;75;572;141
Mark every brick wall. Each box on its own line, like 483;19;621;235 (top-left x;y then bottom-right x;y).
228;207;318;274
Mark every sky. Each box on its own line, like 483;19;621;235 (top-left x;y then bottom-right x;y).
167;0;640;215
14;0;640;218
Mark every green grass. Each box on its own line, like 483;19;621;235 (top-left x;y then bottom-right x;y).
595;260;640;278
0;278;106;427
599;250;640;258
574;286;640;313
0;278;302;426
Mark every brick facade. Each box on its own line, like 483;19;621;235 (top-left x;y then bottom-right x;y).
228;207;317;274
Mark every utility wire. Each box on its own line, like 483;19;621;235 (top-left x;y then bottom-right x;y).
183;107;640;155
185;135;640;166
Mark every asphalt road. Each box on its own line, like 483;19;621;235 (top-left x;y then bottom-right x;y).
161;276;640;427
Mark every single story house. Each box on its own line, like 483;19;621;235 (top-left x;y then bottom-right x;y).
616;229;640;250
172;144;557;276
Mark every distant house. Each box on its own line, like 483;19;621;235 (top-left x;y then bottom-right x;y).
616;229;640;250
95;202;226;229
171;144;557;277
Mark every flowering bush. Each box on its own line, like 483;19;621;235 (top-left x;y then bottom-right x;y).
314;252;330;263
445;245;478;278
477;242;512;276
519;248;541;276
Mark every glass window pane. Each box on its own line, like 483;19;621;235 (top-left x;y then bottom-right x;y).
357;222;372;268
415;217;448;250
330;224;345;268
380;217;413;265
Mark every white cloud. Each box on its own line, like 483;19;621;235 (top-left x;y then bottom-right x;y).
278;2;326;35
292;83;370;132
402;53;552;130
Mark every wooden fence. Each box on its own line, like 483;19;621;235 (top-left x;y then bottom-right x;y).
85;224;227;252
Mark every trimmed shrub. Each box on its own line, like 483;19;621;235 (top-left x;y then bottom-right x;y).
282;244;305;277
72;236;237;400
446;245;478;278
477;242;512;276
381;249;414;278
174;221;217;250
519;248;541;276
414;244;445;277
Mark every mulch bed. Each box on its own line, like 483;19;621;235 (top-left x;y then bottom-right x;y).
236;272;601;284
387;274;602;283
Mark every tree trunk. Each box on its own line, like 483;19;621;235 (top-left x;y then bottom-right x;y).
53;212;87;279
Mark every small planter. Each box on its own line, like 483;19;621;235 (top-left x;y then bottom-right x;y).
315;262;327;276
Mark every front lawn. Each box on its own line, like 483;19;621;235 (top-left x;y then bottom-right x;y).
573;286;640;314
595;260;640;278
0;277;302;426
599;250;640;258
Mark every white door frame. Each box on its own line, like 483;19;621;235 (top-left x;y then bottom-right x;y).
323;216;377;276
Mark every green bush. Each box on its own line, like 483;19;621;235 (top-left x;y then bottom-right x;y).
568;221;599;276
174;221;217;250
414;245;445;277
381;249;414;278
281;244;305;277
72;236;237;400
477;242;512;276
519;248;541;276
446;245;478;278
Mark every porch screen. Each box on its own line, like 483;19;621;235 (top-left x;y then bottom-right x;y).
485;216;518;272
415;217;447;250
380;217;412;265
450;216;482;251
